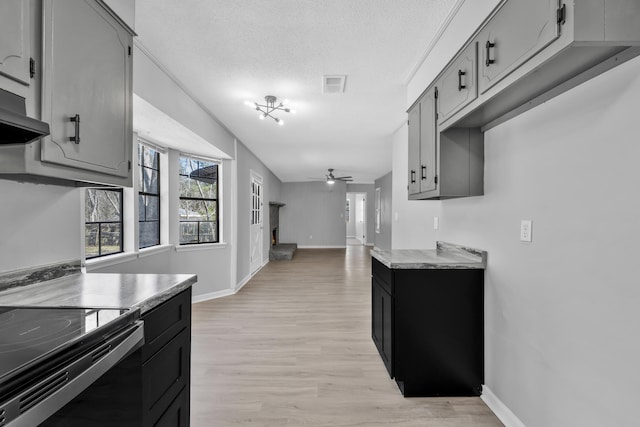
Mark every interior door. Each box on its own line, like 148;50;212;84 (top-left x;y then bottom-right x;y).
250;172;264;274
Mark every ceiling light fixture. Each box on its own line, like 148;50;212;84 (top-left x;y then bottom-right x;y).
244;95;295;126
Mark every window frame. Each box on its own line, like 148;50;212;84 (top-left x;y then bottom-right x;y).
178;154;221;245
138;143;161;249
84;187;124;259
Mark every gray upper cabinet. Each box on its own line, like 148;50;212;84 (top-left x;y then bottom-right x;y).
478;0;560;94
0;0;31;86
419;90;437;193
41;0;133;179
407;104;420;195
407;88;437;196
437;42;478;126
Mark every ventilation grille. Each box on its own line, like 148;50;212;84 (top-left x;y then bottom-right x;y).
92;343;112;364
19;371;69;413
323;75;346;93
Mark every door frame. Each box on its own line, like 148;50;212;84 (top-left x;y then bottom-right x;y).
346;192;367;245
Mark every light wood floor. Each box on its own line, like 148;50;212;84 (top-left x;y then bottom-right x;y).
191;247;504;427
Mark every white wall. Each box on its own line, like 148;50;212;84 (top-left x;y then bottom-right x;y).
397;6;640;424
280;181;347;247
0;181;81;272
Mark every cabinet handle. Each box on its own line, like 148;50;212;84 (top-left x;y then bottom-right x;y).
410;170;416;184
457;70;466;91
421;165;427;180
485;41;496;67
69;114;80;144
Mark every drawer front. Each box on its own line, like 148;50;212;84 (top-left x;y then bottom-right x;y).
143;328;190;425
142;288;192;361
153;387;189;427
437;42;478;125
372;258;392;293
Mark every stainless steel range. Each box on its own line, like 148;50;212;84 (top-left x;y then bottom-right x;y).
0;306;143;426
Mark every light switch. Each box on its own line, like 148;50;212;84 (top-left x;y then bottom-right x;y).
434;216;439;230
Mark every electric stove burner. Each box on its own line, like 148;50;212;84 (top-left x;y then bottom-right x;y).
0;306;130;383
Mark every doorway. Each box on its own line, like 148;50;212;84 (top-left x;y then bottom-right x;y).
250;171;263;274
346;192;366;246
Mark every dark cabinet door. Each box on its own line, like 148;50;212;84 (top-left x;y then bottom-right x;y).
372;278;393;377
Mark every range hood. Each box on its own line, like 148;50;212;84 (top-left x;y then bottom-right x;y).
0;88;50;144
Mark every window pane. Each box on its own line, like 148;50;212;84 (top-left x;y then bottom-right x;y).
85;224;99;258
179;176;216;199
143;168;159;195
139;221;159;248
100;223;121;255
145;195;159;221
85;189;122;222
138;195;145;221
143;146;159;169
199;221;217;243
179;222;199;244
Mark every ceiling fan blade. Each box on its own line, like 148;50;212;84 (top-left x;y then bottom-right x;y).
335;176;352;179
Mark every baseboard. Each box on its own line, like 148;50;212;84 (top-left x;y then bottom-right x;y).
192;288;235;303
481;385;527;427
191;259;268;304
298;245;347;249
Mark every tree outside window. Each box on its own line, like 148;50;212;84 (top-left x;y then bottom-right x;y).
85;188;123;258
179;156;219;244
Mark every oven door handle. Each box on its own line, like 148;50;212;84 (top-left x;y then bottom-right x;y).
5;321;144;427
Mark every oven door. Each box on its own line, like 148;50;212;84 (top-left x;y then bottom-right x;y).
1;320;144;427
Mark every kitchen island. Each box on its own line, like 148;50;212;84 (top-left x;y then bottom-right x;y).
371;242;486;397
0;261;197;426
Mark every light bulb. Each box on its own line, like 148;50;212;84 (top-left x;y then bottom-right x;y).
290;109;297;114
277;118;284;126
282;98;290;105
244;100;254;107
259;113;266;120
327;179;335;184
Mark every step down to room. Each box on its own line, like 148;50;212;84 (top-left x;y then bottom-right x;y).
270;243;297;261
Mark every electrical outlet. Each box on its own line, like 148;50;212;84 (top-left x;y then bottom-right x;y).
433;216;439;230
520;220;532;242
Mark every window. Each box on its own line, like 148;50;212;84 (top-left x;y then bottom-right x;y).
85;188;123;258
138;144;160;248
179;156;219;244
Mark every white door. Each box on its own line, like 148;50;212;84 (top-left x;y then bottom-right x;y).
250;171;263;274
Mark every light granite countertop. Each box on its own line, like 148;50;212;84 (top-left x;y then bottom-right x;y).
371;241;487;269
0;262;197;314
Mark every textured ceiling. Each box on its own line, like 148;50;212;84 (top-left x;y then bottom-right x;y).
134;0;458;183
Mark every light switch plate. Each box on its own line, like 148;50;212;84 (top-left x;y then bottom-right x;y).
520;220;532;242
434;216;439;230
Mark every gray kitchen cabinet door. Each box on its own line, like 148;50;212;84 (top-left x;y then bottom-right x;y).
0;0;31;85
407;104;420;195
604;0;640;42
41;0;132;179
419;89;436;193
478;0;560;94
437;42;478;125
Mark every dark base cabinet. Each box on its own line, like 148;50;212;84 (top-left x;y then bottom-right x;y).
371;258;483;397
42;288;192;426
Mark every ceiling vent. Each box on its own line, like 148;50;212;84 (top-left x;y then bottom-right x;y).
323;75;346;93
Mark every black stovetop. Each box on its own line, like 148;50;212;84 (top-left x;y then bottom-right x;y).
0;306;133;384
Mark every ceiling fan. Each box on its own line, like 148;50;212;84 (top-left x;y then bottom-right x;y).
322;168;353;184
